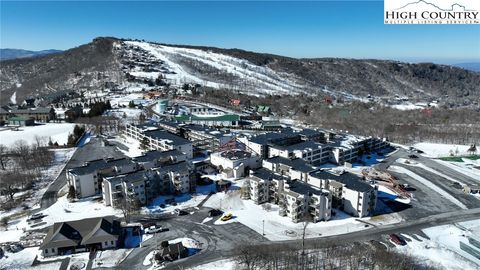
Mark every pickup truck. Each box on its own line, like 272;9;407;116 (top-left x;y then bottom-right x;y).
144;225;163;234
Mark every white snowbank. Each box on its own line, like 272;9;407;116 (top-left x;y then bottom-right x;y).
413;143;472;158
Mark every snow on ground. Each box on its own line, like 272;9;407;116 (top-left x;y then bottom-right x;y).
113;136;143;158
33;195;121;230
204;180;402;241
0;247;38;270
388;165;467;209
188;259;237;270
125;41;308;95
0;123;76;147
433;159;480;185
108;93;145;107
66;252;90;270
143;250;155;266
144;183;216;214
105;108;143;121
377;184;411;204
93;249;133;269
396;220;480;270
413;142;472;158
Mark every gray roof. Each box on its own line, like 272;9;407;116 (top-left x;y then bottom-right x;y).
266;156;316;173
248;131;298;145
104;169;149;186
69;158;133;175
133;150;184;163
309;170;373;192
155;161;190;174
288;180;329;197
11;107;53;114
271;140;326;152
252;168;287;181
144;129;191;145
0;107;9;115
40;216;120;249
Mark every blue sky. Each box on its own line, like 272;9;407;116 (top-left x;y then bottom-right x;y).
1;1;479;64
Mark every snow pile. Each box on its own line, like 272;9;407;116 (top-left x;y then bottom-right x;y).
0;123;76;147
413;142;472;158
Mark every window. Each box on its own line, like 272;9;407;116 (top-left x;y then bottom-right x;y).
111;241;114;245
105;241;108;246
51;248;55;253
45;249;48;254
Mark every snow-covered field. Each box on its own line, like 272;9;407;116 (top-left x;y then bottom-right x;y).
0;247;41;270
434;159;480;184
396;219;480;270
203;180;402;241
0;123;76;147
33;195;122;230
413;142;472;158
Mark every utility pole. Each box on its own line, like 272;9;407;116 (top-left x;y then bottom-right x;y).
262;220;265;236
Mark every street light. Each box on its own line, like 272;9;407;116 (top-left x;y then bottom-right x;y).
262;220;265;236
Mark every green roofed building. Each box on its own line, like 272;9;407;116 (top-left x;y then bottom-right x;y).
8;116;35;126
175;114;240;127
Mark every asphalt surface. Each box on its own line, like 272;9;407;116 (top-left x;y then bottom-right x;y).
40;136;126;209
113;147;480;269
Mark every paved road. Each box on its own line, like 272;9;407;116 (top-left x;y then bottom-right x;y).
114;206;480;270
40;136;126;209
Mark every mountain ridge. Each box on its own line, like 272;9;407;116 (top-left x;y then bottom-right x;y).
0;48;62;61
0;37;479;107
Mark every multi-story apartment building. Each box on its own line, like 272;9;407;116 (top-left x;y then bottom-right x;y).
67;158;139;198
244;168;331;223
268;140;332;165
102;161;194;208
262;156;316;182
309;170;377;218
211;150;261;179
133;149;187;170
124;124;193;159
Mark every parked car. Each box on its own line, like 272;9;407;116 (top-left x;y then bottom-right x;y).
145;225;163;234
416;149;424;154
220;213;233;222
174;209;188;216
29;212;45;220
408;154;418;159
389;234;406;246
209;209;223;217
6;243;23;253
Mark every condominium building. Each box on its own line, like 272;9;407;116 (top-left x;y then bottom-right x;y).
262;156;316;182
244;168;331;223
309;170;377;218
124;124;193;159
211;150;261;179
67;158;139;198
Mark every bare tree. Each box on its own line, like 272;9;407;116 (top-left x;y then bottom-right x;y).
0;144;10;170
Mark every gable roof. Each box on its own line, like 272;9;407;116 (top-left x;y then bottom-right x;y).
40;216;120;250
